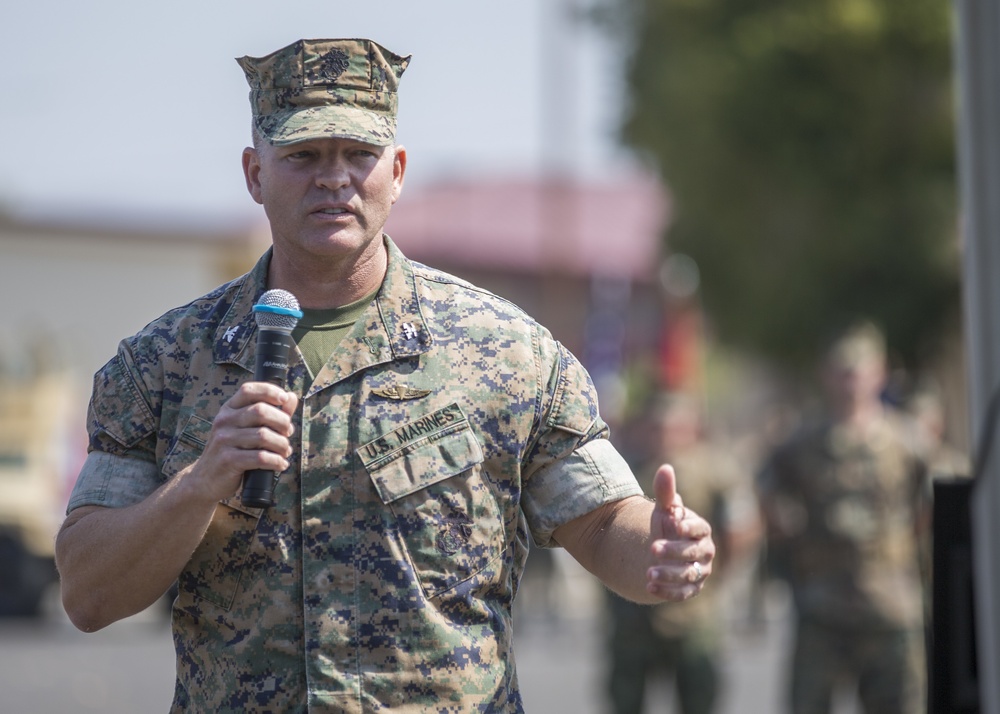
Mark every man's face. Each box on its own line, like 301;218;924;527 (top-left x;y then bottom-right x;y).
823;354;886;413
242;136;406;263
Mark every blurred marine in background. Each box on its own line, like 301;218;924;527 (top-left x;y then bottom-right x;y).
606;391;760;714
757;321;930;714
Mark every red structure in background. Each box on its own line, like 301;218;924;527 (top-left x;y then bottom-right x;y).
385;175;668;281
656;306;704;393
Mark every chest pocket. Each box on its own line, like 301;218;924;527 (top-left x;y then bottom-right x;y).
163;412;262;610
358;404;501;598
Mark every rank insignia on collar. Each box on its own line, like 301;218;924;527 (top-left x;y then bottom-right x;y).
401;322;418;340
373;385;432;401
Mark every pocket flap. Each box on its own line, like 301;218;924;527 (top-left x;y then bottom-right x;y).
162;412;214;480
162;411;261;516
358;404;484;503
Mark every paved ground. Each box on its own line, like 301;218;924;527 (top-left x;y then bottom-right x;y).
0;554;863;713
513;550;797;714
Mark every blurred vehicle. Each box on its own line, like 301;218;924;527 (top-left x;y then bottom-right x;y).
0;366;81;617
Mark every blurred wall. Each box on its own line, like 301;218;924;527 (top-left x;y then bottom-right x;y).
0;215;265;392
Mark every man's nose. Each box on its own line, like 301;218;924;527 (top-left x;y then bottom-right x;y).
315;157;350;190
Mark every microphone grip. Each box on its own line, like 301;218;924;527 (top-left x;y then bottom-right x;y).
241;329;296;509
242;468;278;509
253;329;296;385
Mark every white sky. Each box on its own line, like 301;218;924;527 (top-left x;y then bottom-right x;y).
0;0;637;227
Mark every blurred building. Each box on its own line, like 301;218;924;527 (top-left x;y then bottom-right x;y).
0;211;268;387
0;172;675;614
2;170;672;377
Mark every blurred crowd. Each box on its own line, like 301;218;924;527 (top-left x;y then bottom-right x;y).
517;320;969;714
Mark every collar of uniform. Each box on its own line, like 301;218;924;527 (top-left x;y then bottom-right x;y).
303;237;430;395
212;239;431;375
374;235;432;358
212;249;273;373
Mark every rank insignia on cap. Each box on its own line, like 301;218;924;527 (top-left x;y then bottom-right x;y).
320;48;349;81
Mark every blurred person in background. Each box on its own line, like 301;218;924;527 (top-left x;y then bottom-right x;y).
606;391;760;714
757;321;930;714
53;37;716;713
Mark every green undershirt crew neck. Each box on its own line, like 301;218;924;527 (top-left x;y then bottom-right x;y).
292;288;379;388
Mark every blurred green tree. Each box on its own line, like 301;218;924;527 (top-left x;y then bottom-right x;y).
596;0;959;372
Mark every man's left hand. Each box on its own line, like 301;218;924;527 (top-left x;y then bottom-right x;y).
645;464;715;600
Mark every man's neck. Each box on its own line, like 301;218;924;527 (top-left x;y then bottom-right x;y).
267;240;388;309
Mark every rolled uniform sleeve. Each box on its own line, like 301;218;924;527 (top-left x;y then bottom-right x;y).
521;340;642;546
523;440;640;547
66;344;160;513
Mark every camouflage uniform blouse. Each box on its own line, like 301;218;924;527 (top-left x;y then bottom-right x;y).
68;236;641;713
758;412;929;630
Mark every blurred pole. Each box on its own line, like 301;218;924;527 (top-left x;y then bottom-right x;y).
539;0;579;180
537;0;581;345
954;0;1000;711
539;0;581;292
541;1;633;426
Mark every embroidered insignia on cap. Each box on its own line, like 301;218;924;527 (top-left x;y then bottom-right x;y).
320;49;349;81
372;385;432;400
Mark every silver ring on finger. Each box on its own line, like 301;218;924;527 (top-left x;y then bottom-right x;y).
692;561;703;581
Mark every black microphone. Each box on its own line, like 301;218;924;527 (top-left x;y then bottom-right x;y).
241;288;302;509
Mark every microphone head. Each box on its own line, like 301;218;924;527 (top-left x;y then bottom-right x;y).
253;289;303;331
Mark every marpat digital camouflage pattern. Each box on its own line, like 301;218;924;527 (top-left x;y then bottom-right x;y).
237;38;410;147
758;412;929;629
68;237;642;713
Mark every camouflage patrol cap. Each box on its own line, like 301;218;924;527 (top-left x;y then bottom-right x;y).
236;38;410;146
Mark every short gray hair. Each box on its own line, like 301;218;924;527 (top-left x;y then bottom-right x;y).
251;122;267;150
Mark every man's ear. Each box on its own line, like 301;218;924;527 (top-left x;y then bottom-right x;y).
391;144;407;204
242;147;264;205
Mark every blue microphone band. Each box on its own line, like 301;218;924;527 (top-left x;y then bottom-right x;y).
253;303;304;319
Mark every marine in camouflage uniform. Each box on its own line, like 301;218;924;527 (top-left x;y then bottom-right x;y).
607;393;757;714
56;38;717;713
71;237;639;711
757;323;930;714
